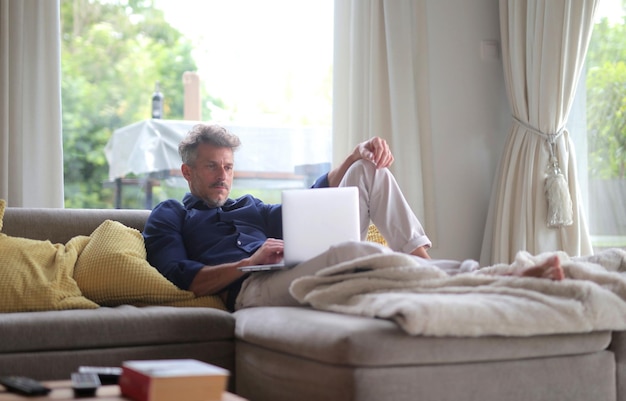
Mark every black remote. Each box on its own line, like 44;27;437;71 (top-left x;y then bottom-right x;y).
78;366;122;385
71;372;101;397
0;375;51;396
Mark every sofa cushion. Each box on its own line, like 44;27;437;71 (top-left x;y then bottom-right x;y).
73;219;224;309
1;205;151;244
236;341;615;401
0;199;99;313
1;201;224;311
235;306;612;366
0;233;99;313
0;305;235;353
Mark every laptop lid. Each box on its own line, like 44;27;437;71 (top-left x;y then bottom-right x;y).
282;186;360;265
239;186;361;272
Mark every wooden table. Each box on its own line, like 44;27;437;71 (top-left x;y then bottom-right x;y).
0;380;247;401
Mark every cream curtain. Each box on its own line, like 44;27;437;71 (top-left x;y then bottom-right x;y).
0;0;64;207
332;0;435;235
480;0;597;265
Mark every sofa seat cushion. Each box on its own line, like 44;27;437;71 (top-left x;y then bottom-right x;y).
0;305;235;353
235;306;611;366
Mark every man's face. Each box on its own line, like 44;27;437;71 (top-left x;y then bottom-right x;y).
182;143;234;208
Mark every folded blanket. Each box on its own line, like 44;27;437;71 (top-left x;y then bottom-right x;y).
289;249;626;337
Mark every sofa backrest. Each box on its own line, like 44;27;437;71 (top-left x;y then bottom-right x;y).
2;207;151;244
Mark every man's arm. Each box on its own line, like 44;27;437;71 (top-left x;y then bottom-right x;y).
326;137;395;187
188;261;247;297
143;200;206;288
189;238;285;297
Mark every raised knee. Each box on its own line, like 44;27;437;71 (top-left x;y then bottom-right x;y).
347;159;387;178
341;159;392;189
350;159;374;172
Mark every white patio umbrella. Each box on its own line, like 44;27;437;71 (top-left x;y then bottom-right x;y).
105;119;200;180
105;119;332;180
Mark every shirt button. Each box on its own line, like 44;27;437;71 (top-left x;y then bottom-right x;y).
237;240;242;246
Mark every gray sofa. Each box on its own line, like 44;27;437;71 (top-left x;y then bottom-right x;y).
0;207;235;388
1;207;623;401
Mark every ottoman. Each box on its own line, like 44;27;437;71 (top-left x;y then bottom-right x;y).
234;306;614;401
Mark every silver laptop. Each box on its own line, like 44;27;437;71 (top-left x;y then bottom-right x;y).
239;186;361;272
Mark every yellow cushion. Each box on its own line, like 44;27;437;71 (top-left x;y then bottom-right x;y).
0;199;99;312
74;220;225;310
366;224;387;246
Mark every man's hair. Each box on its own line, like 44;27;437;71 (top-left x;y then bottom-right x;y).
178;124;241;166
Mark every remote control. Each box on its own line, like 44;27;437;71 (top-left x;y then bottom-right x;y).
0;375;51;396
71;372;101;397
78;366;122;385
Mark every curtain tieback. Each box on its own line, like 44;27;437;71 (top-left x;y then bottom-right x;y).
512;117;573;228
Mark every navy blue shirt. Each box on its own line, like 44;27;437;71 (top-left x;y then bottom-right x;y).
143;173;330;290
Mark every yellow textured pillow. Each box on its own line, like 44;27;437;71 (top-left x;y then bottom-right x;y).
366;224;388;246
74;220;225;310
0;226;99;312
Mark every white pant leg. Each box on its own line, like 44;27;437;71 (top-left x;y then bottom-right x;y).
339;160;432;254
235;241;392;309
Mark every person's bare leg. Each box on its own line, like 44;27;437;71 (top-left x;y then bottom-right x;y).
514;255;564;281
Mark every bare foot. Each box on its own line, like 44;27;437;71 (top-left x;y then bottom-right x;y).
514;255;564;281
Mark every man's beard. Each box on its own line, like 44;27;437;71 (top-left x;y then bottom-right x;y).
204;181;230;208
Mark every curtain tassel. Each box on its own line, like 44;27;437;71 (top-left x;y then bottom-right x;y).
545;138;573;228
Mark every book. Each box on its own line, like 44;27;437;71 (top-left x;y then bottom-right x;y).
119;359;230;401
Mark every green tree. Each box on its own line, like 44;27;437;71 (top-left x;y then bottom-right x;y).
61;0;216;208
586;3;626;179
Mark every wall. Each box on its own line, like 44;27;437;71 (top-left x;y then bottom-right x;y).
425;0;510;261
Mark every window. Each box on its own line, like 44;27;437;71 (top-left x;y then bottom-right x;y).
571;0;626;251
61;0;333;208
153;0;334;204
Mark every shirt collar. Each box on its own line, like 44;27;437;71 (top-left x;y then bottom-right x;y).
182;193;234;210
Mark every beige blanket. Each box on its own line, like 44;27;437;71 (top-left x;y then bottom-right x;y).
289;249;626;337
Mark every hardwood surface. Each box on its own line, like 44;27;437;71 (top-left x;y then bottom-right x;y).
0;380;247;401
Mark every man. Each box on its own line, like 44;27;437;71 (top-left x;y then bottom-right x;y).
143;124;563;311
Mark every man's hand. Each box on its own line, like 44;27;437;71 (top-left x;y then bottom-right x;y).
356;137;394;169
246;238;284;266
327;136;395;187
189;238;284;297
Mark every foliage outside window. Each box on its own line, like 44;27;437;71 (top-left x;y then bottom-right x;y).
584;0;626;248
60;0;332;210
60;0;221;209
